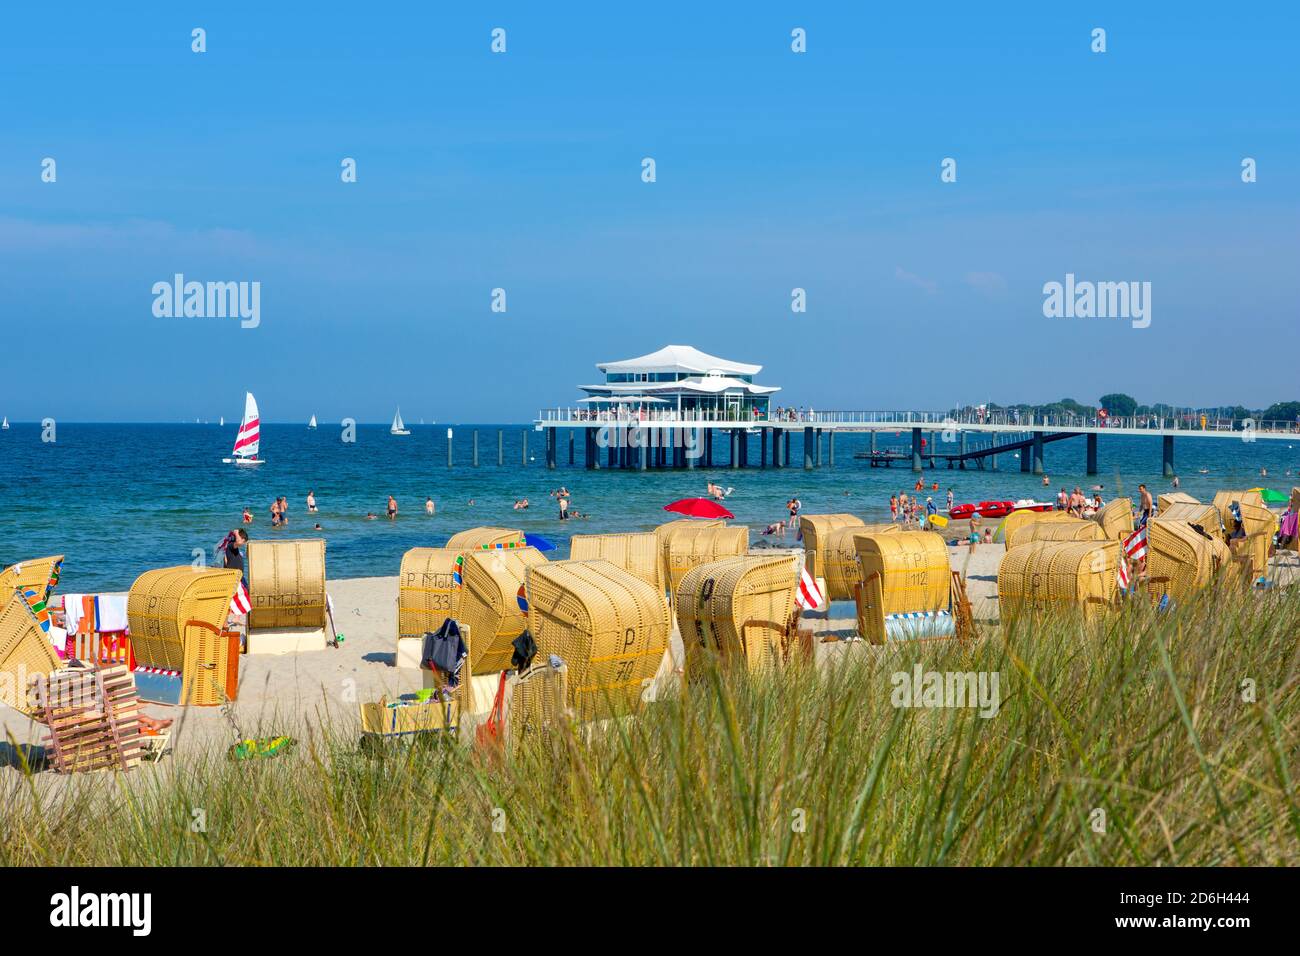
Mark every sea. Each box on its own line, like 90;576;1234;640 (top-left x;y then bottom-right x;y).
2;422;1296;593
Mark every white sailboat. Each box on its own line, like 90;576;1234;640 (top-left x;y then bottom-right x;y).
222;392;265;466
390;407;410;436
220;416;224;427
1;417;8;430
308;414;318;429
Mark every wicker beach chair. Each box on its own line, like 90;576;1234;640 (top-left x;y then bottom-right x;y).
246;539;327;630
126;567;242;706
1145;519;1221;603
1006;517;1107;551
397;547;466;644
996;509;1074;544
852;531;955;643
997;539;1121;623
506;658;570;755
658;523;749;602
0;555;64;602
1092;497;1134;541
0;592;62;716
446;527;526;551
459;547;547;674
525;560;669;723
675;553;803;676
798;514;864;581
569;532;661;591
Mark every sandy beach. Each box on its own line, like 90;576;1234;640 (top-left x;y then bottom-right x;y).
0;542;1009;761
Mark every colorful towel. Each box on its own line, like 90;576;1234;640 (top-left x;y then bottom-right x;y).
227;736;296;761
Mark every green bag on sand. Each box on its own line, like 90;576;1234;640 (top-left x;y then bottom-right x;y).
227;736;297;761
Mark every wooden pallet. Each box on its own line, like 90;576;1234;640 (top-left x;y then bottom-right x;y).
40;666;144;773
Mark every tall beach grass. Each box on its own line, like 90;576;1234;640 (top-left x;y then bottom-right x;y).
2;585;1297;866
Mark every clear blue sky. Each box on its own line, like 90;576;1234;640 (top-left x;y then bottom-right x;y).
1;2;1296;423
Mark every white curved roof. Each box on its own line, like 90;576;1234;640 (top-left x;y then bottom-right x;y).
597;345;761;377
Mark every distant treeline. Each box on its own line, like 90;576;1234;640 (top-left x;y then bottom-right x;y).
952;394;1300;424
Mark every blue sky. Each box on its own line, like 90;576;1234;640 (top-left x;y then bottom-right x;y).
1;2;1296;422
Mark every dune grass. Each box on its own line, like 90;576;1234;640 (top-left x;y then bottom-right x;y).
2;586;1298;866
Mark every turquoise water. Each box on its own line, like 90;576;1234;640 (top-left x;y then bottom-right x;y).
2;423;1296;592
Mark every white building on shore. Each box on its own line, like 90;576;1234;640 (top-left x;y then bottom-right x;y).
575;345;779;421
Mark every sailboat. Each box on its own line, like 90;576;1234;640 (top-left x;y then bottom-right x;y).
308;414;317;429
390;407;410;436
220;416;224;427
1;417;8;430
222;392;265;466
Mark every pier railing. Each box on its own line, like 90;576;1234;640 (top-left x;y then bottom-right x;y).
536;407;1300;436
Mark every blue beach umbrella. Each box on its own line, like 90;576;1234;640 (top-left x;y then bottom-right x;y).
524;533;557;552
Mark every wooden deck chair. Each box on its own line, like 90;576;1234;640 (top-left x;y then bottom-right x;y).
39;665;144;773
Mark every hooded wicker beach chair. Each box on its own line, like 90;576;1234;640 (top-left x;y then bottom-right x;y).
1093;497;1135;542
653;518;724;591
506;658;570;755
459;547;548;673
817;523;897;601
127;567;242;706
397;547;466;643
0;592;62;716
852;531;954;643
1212;491;1274;579
0;555;64;603
569;532;661;591
997;539;1121;624
525;560;669;722
1145;519;1223;603
1157;491;1202;512
246;539;327;630
798;514;864;581
1006;517;1107;551
1156;502;1224;540
675;553;803;676
446;527;527;551
658;523;749;601
996;509;1075;544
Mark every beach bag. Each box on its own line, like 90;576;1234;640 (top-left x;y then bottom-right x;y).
421;619;467;686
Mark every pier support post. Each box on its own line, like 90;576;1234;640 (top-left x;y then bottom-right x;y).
990;441;998;471
911;427;923;473
638;429;646;470
774;429;783;469
1086;432;1097;475
569;430;575;466
816;428;823;467
784;430;791;467
705;428;713;468
729;430;738;469
761;429;768;469
499;430;505;466
959;432;967;470
828;431;835;467
585;428;595;469
1032;432;1045;475
1020;437;1030;472
1162;435;1175;477
473;430;479;467
739;429;749;467
804;426;814;470
545;428;555;469
686;428;697;469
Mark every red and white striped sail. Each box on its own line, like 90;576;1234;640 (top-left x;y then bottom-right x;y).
232;392;261;459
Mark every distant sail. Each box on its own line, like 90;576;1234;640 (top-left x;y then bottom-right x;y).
308;414;317;429
391;407;410;435
1;417;8;430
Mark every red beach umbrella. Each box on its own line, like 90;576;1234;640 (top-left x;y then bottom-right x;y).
663;497;734;520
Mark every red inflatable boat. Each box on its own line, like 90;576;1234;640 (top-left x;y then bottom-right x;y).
975;500;1016;518
948;503;977;519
